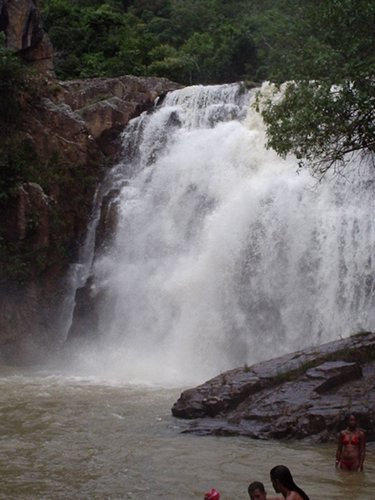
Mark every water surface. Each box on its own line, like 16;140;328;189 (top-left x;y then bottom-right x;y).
0;369;373;499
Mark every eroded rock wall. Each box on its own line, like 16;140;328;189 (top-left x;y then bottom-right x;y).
1;0;54;72
0;0;181;363
0;75;180;363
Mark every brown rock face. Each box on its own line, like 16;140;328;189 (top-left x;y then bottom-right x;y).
52;75;180;161
0;2;182;363
172;332;375;443
1;0;54;72
0;74;181;362
0;0;183;363
16;182;50;247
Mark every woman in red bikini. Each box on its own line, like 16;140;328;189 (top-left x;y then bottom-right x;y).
336;413;366;471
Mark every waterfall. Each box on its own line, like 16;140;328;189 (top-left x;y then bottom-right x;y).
68;82;375;386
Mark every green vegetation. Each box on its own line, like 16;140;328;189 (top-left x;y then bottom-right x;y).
0;37;48;221
0;137;96;283
40;0;375;175
41;0;261;84
0;33;99;283
0;33;28;130
254;0;375;175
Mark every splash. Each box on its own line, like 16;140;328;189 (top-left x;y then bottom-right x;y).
69;83;375;386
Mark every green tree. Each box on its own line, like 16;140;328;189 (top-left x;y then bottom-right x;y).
254;0;375;175
41;0;264;84
43;1;137;77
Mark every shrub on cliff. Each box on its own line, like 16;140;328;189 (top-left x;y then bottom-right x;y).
0;34;28;130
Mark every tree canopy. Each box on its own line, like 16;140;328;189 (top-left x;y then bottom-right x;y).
41;0;260;84
254;0;375;175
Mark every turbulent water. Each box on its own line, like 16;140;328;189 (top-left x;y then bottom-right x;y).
68;82;375;386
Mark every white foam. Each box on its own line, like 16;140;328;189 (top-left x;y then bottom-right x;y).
69;83;375;385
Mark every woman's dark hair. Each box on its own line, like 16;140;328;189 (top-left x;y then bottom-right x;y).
270;465;309;500
347;412;358;422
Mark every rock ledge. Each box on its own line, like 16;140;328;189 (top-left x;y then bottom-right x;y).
172;332;375;442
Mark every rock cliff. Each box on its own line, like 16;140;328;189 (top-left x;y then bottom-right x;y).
0;0;54;72
0;0;181;362
172;332;375;442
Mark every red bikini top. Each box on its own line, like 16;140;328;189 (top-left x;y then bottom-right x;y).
342;432;360;445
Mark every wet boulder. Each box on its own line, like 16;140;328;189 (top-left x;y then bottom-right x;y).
172;332;375;442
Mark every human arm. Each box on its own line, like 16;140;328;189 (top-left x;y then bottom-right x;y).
358;431;366;471
335;432;343;467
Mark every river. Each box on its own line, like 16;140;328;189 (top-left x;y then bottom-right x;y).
0;367;374;499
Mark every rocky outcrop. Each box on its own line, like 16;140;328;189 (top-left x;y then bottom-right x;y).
0;75;180;362
0;1;182;362
52;75;180;159
0;0;54;72
172;332;375;442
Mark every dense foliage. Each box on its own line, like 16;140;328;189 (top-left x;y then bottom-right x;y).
0;33;35;203
254;0;375;175
41;0;266;84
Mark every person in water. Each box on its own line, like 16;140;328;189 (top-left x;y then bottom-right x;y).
336;412;366;471
270;465;309;500
204;487;220;500
248;481;280;500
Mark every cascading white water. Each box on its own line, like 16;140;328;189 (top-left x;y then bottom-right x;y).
72;82;375;386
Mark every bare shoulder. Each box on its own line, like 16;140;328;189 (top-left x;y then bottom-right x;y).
287;493;305;500
267;496;282;500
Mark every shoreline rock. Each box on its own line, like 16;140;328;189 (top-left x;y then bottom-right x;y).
172;331;375;442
